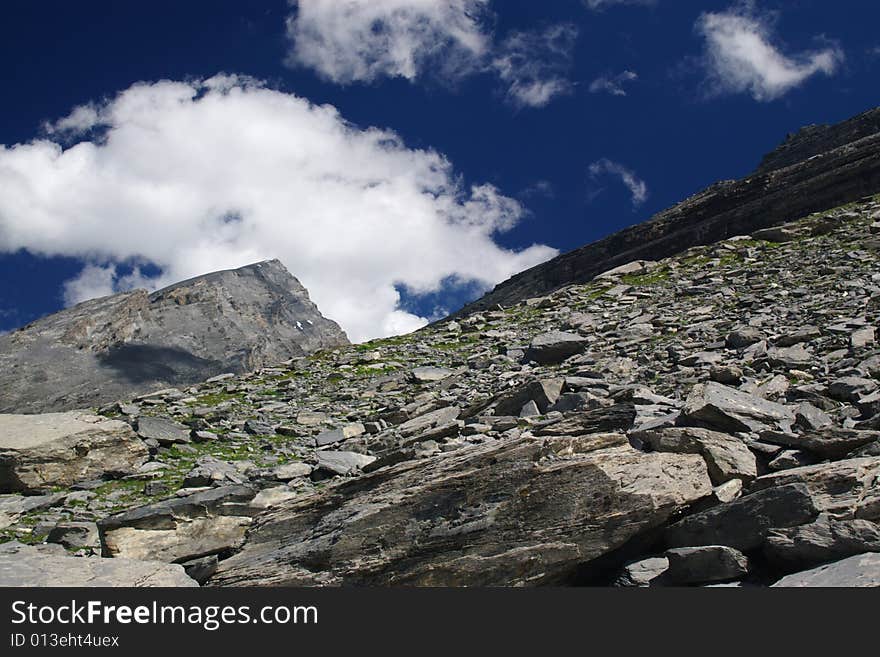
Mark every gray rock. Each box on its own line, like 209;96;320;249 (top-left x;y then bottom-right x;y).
750;458;880;520
664;546;749;585
631;427;757;485
0;412;148;493
182;456;245;488
851;327;876;350
210;440;712;587
494;379;564;416
182;555;219;585
0;541;197;587
794;402;833;431
681;382;794;433
665;483;819;551
524;331;588;365
244;419;274;436
46;522;100;550
533;403;636;436
411;367;454;383
726;328;763;349
613;557;669;587
765;514;880;570
519;400;540;418
98;485;257;563
772;553;880;587
829;377;877;402
270;462;312;481
315;451;377;477
398;407;461;438
314;428;346;447
137;416;191;446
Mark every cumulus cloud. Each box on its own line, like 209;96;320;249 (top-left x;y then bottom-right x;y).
696;2;843;102
589;159;648;207
285;0;577;108
0;76;556;342
589;70;638;96
492;24;579;108
285;0;491;84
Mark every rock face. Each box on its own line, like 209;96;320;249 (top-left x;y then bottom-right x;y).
0;412;148;493
0;542;197;587
209;440;712;586
455;107;880;316
0;260;348;413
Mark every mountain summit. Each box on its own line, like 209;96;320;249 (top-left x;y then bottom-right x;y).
0;260;348;413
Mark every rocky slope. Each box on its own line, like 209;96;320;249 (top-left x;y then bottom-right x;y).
2;194;880;587
455;106;880;317
0;260;348;414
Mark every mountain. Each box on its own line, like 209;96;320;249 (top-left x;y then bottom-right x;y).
0;259;348;413
3;108;880;588
455;106;880;317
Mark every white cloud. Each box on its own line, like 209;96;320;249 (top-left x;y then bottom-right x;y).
62;263;157;306
285;0;577;108
589;70;638;96
583;0;656;10
285;0;491;84
492;24;579;108
589;159;648;207
696;3;843;102
0;76;557;342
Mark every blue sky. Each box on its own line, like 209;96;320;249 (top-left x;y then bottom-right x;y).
1;0;878;341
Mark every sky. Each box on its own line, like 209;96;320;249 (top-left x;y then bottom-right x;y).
0;0;878;342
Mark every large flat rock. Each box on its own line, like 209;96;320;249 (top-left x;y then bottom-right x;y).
0;412;148;493
0;542;197;587
209;437;712;587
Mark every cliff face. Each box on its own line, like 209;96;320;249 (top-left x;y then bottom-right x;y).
756;107;880;175
455;106;880;317
0;260;348;413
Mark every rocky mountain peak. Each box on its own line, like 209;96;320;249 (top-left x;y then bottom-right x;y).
0;259;348;413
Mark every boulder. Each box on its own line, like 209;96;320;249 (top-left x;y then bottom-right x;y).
613;557;669;587
533;403;636;437
47;521;100;550
764;514;880;571
772;553;880;587
631;427;757;485
182;456;246;488
398;407;461;438
98;485;257;563
136;415;190;446
524;332;589;365
750;458;880;520
681;382;794;433
0;412;148;493
410;367;454;383
493;379;564;416
665;483;818;551
315;451;377;477
664;546;749;585
0;542;197;587
209;439;712;587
